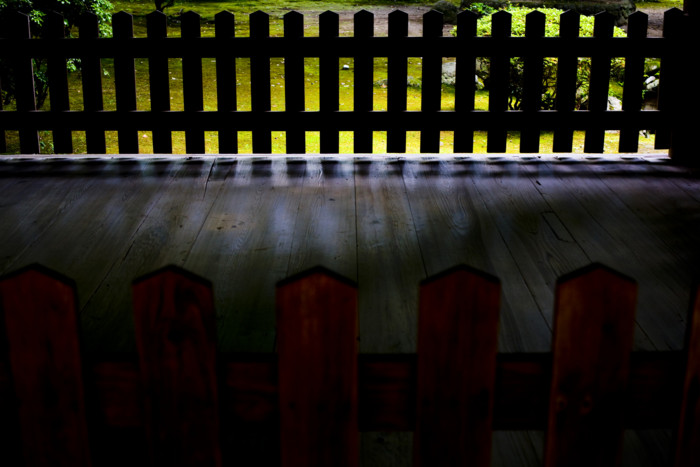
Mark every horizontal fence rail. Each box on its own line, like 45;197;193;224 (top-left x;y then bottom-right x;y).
0;8;694;158
0;263;699;466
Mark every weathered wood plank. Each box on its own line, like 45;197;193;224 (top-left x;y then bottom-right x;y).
454;11;477;153
552;11;580;153
10;13;39;154
354;11;374;154
414;266;500;467
46;12;73;154
319;11;340;154
182;12;206;154
250;11;272;154
79;13;107;154
619;12;648;153
583;13;614;153
285;158;357;280
487;12;511;153
215;11;238;154
147;11;172;154
401;160;554;352
132;266;221;466
183;158;303;352
520;11;545;153
387;10;408;154
284;11;305;154
419;11;443;154
0;266;91;466
113;12;139;154
545;265;637;467
276;268;359;467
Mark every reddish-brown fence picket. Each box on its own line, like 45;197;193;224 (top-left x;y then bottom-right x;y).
0;8;695;159
0;262;699;466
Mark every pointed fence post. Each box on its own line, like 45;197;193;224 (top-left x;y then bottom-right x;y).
319;11;340;154
250;11;272;154
487;11;511;153
182;11;206;154
545;265;637;467
387;10;408;154
414;266;501;467
353;10;374;154
10;12;40;154
132;266;221;467
420;10;444;154
46;12;73;154
80;12;107;154
0;265;91;466
113;11;139;154
453;10;478;153
675;286;700;466
276;267;359;467
215;11;238;154
147;11;173;154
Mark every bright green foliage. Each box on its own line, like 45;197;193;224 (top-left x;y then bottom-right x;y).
452;5;627;110
0;0;113;108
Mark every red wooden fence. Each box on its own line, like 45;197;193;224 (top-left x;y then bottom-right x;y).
0;262;698;465
0;8;694;159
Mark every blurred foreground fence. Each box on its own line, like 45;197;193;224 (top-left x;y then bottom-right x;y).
0;8;696;159
0;263;699;466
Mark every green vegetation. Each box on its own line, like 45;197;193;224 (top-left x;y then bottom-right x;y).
0;1;663;154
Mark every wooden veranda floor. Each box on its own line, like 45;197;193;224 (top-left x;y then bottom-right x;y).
1;153;699;465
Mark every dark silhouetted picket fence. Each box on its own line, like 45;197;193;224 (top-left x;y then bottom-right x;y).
0;8;695;159
0;263;699;466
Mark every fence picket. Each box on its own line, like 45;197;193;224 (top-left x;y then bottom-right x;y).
0;266;91;466
250;11;272;154
454;11;477;153
487;11;511;153
182;12;206;154
147;11;172;154
387;10;409;154
545;265;637;467
47;12;73;154
276;268;359;467
132;266;221;467
0;73;4;153
619;12;648;153
215;11;238;154
552;11;579;153
113;12;139;154
414;266;500;467
79;12;107;154
354;10;374;154
675;286;700;466
520;11;545;153
284;11;306;154
583;13;614;153
420;10;443;154
319;11;340;154
11;12;39;154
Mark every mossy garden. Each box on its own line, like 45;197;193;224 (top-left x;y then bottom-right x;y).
0;0;684;154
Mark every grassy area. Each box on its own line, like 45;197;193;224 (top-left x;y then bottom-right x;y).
1;0;664;155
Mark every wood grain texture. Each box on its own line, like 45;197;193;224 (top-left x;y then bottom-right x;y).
414;266;500;467
0;266;91;466
276;268;359;467
545;265;637;467
132;266;221;467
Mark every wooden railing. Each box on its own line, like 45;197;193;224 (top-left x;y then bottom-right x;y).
0;263;698;466
0;8;694;159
